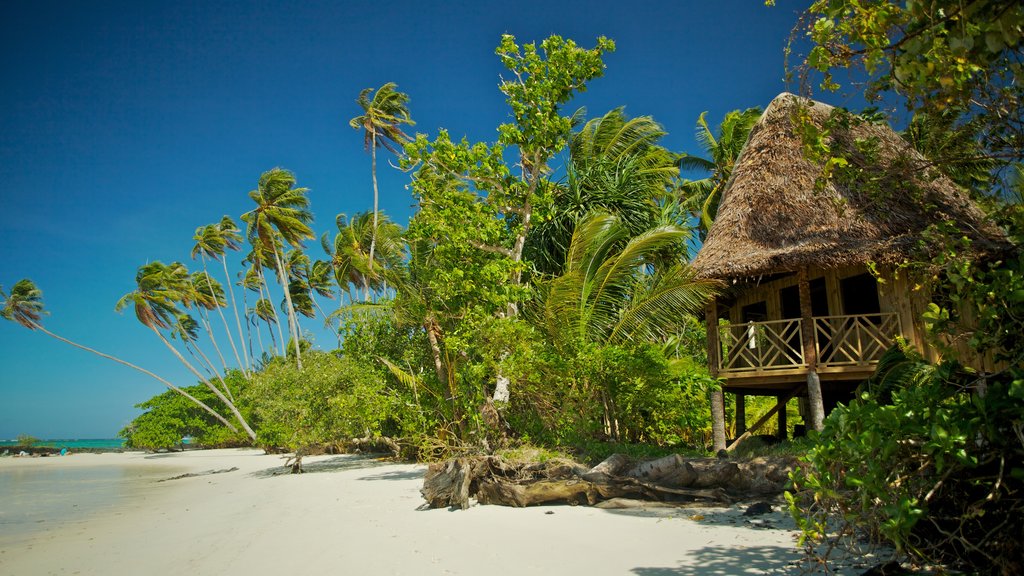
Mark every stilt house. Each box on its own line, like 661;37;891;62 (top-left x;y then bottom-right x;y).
691;93;1009;451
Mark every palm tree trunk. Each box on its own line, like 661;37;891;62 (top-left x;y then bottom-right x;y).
271;247;303;369
150;326;257;441
368;130;378;294
221;257;250;372
30;322;238;432
196;307;230;376
188;340;236;403
249;314;265;359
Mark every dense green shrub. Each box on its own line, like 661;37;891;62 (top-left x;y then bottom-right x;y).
791;346;1023;574
119;373;252;450
241;350;400;454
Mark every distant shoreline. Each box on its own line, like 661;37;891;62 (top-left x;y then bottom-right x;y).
0;438;126;454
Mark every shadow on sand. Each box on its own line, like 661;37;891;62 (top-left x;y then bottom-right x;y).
250;455;394;478
630;544;808;576
356;468;424;482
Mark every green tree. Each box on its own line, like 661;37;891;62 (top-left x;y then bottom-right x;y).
902;111;997;197
241;168;314;369
1;278;236;431
120;376;250;451
406;35;616;312
794;0;1023;162
349;82;414;285
678;107;762;237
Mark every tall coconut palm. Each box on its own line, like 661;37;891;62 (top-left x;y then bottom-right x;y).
241;167;313;369
349;82;414;285
1;278;239;432
115;262;257;441
192;217;249;372
678;107;762;239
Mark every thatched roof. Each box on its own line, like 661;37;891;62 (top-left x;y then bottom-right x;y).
691;92;1010;280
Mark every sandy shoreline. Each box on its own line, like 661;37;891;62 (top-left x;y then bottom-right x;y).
0;449;819;575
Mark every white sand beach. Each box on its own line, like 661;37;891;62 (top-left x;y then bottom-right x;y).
0;449;815;576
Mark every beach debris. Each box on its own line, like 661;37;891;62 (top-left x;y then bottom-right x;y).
743;501;774;516
421;454;798;510
159;467;239;482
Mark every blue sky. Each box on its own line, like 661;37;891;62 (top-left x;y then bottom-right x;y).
0;0;828;439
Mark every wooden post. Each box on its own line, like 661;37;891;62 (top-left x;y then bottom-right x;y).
776;395;787;440
706;299;727;452
727;386;802;451
735;394;746;436
798;268;826;431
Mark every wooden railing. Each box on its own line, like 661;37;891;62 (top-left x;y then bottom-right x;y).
814;313;901;367
718;318;805;373
716;313;902;375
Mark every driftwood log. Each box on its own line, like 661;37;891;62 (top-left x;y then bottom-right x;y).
421;453;797;510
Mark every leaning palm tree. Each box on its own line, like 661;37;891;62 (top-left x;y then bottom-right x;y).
251;297;279;352
678;107;761;238
115;262;257;441
1;278;239;432
349;82;414;283
192;218;249;372
243;245;286;355
241;168;314;369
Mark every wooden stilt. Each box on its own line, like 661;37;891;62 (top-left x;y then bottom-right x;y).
728;386;801;451
776;395;787;440
798;268;826;431
736;394;746;436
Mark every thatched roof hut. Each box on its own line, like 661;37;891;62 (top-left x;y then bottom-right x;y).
692;92;1009;281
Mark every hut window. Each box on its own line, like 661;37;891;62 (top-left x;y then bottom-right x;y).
780;279;829;318
840;273;881;316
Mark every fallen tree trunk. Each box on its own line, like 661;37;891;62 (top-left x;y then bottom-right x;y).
421;454;798;509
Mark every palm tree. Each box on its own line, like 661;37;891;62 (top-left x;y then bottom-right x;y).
349;82;414;285
241;168;314;369
192;217;250;372
251;297;278;353
527;213;720;437
902;111;996;198
115;262;257;441
1;278;239;432
678;107;762;239
322;211;403;302
527;108;678;276
243;246;286;356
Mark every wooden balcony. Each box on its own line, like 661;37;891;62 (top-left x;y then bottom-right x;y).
715;313;902;387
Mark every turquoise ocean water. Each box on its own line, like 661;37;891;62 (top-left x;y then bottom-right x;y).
0;438;125;450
